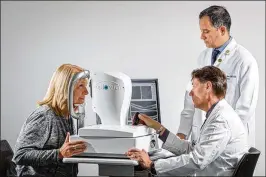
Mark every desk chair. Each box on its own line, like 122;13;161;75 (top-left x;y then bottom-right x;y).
0;140;17;177
232;147;261;177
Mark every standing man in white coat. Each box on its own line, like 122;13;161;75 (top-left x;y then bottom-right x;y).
127;66;248;176
177;5;259;147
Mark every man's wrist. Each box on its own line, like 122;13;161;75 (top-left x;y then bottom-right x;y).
159;127;166;136
156;126;164;134
153;122;162;130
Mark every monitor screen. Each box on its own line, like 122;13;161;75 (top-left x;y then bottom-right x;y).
95;79;161;125
127;79;161;124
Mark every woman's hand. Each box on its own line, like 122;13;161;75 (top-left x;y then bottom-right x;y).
59;132;87;159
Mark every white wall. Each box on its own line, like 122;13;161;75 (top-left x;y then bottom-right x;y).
1;1;265;176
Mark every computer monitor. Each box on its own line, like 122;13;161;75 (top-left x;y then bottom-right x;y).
96;79;161;125
127;79;161;124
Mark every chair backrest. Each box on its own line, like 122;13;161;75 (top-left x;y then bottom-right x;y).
0;140;14;176
232;147;261;177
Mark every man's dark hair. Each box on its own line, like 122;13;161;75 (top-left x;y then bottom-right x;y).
191;66;227;98
199;5;231;32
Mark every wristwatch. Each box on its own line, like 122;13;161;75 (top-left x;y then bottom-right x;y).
156;126;164;134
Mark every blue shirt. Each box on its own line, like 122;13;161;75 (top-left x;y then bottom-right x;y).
214;36;232;53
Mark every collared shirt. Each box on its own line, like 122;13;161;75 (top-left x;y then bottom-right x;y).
200;101;220;131
211;36;232;65
214;36;232;53
205;101;220;118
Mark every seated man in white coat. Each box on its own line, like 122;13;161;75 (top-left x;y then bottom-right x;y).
126;66;248;176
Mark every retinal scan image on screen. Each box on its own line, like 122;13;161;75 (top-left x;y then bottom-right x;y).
127;79;161;125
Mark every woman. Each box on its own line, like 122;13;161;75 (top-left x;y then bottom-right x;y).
13;64;88;177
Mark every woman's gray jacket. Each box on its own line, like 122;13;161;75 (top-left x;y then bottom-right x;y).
13;105;78;177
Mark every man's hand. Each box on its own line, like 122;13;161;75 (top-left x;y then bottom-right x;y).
126;148;153;169
177;133;186;140
59;132;87;159
138;114;162;131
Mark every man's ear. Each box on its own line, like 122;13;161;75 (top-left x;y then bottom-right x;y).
206;81;212;92
220;26;227;36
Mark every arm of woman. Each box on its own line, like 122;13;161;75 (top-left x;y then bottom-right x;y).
13;112;60;166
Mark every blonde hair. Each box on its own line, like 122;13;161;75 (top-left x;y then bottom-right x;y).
38;64;84;117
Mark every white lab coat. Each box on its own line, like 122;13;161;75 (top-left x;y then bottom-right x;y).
155;99;249;176
177;38;259;147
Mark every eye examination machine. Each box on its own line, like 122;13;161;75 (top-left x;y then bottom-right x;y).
63;70;160;176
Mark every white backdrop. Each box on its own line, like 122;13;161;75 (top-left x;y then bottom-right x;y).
1;1;265;176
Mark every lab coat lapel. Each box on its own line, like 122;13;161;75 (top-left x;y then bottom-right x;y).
213;38;237;67
199;100;226;135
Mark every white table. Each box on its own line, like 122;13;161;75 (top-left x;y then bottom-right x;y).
63;156;150;177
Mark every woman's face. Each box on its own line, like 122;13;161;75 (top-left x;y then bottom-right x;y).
73;79;89;105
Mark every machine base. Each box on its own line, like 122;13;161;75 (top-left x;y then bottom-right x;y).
70;133;159;154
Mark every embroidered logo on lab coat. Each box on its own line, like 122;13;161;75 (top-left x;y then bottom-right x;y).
226;75;236;80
